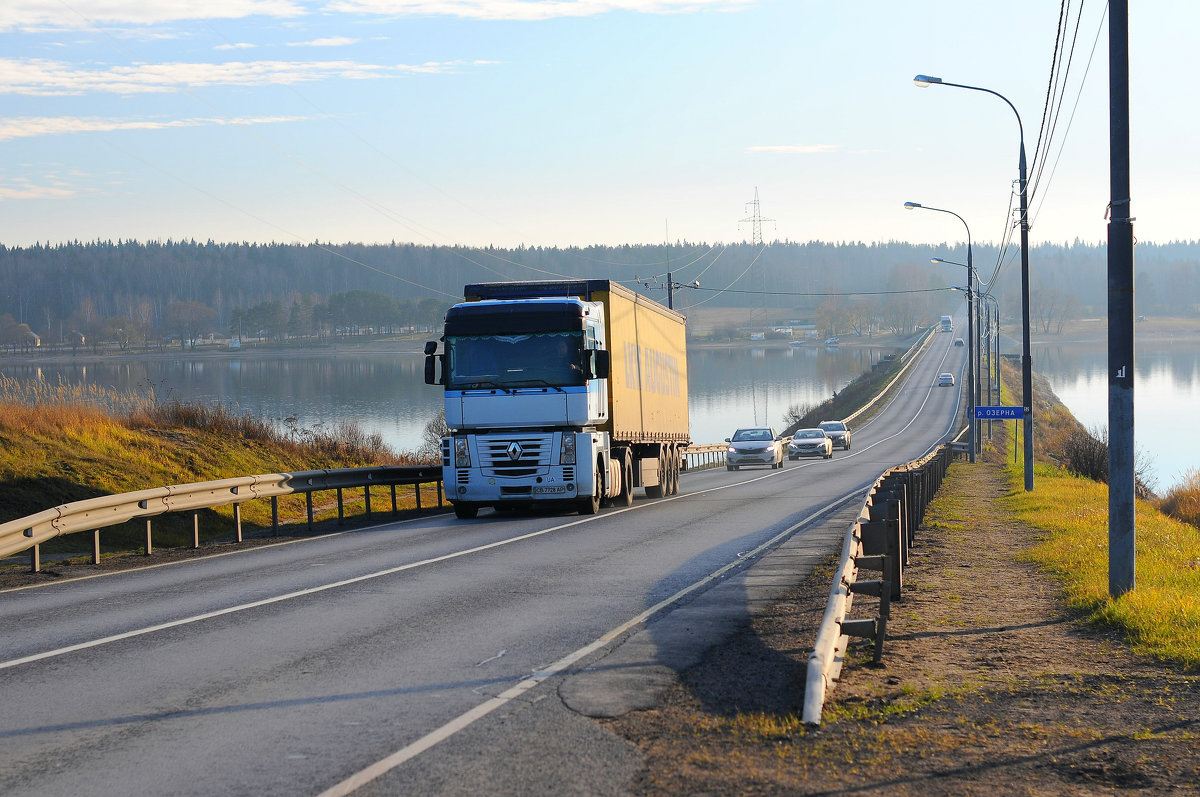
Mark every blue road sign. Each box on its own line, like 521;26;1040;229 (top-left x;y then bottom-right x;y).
975;405;1025;420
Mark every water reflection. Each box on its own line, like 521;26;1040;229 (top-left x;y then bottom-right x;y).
1;343;897;456
1034;344;1200;488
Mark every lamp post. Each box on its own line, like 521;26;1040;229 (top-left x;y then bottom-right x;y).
980;292;1001;439
904;201;976;462
931;256;978;462
913;74;1034;491
932;256;987;432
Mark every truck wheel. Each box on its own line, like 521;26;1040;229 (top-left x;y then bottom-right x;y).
667;448;680;495
578;466;600;515
616;456;634;507
645;451;666;499
453;502;478;519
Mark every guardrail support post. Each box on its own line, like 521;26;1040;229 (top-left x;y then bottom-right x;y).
337;488;345;524
437;480;443;507
271;496;279;535
92;529;101;564
29;543;40;574
145;519;153;556
234;504;243;543
414;483;422;511
193;513;200;549
306;491;314;532
364;486;372;518
391;484;398;515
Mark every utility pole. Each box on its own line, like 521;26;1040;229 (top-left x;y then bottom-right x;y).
1108;0;1135;597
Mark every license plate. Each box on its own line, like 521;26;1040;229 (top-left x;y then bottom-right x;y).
534;485;567;495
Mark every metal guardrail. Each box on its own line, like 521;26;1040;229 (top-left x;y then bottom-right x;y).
0;465;445;573
2;442;733;573
802;442;955;726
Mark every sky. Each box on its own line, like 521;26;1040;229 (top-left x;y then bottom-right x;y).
1;1;1195;251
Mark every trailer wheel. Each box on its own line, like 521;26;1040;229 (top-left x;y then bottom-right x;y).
578;464;600;515
616;455;634;507
669;447;681;494
644;450;666;499
453;502;478;519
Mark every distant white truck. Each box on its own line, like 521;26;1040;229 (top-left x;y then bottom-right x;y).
940;315;953;333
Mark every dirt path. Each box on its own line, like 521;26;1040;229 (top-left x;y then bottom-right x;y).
607;456;1200;795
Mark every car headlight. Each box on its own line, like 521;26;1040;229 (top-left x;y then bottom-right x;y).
454;437;471;468
727;446;737;455
560;433;576;465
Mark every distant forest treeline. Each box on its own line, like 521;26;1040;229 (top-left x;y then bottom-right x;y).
1;238;1198;350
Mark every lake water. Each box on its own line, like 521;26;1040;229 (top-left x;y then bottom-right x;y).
9;338;1192;489
1034;342;1200;490
0;342;895;455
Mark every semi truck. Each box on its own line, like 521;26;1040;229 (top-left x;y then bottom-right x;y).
424;279;690;519
940;315;954;333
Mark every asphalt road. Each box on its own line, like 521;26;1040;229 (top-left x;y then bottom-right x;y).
0;331;967;797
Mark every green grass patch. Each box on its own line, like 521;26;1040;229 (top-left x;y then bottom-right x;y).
997;394;1200;671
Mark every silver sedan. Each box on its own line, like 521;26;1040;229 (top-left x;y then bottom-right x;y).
787;428;833;460
725;427;784;470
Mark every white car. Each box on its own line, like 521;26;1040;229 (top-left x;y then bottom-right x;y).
938;372;956;387
725;427;785;470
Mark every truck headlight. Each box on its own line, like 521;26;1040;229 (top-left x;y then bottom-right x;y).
560;433;576;465
454;437;471;468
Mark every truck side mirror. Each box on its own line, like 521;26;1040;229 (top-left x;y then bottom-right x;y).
423;341;438;355
590;349;610;379
424;354;443;385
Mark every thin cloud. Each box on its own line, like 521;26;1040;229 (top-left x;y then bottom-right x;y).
0;57;494;96
216;43;258;50
287;37;360;47
324;0;756;21
0;0;307;32
0;114;313;142
0;178;76;200
746;144;842;154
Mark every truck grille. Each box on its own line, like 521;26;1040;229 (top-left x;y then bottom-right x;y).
479;435;552;476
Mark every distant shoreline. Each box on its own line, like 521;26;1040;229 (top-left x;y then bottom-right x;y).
2;316;1195;369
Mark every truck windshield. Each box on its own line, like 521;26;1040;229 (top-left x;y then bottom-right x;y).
446;332;586;390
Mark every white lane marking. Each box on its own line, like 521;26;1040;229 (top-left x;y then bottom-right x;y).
0;470;796;671
315;494;854;797
476;650;506;667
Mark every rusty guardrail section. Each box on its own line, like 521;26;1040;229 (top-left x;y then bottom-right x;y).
802;442;956;726
0;465;445;572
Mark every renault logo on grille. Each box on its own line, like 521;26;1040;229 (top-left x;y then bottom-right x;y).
506;442;523;461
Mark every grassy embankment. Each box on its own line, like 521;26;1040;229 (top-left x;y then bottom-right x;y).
997;359;1200;670
0;376;432;560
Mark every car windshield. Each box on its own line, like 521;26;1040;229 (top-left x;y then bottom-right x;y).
797;430;823;439
819;422;845;432
732;428;772;442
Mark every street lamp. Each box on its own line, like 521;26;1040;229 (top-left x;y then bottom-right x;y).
913;74;1034;491
931;255;980;461
905;201;977;462
933;257;987;428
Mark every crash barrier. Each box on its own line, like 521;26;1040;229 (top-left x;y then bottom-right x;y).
680;443;729;472
802;442;956;726
0;465;445;574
